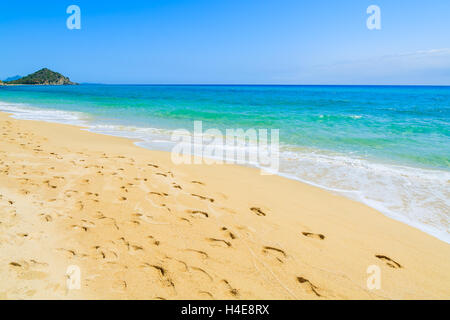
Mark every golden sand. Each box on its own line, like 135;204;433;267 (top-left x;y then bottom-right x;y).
0;111;449;300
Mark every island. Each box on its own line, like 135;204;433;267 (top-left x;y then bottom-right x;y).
4;75;21;82
4;68;78;85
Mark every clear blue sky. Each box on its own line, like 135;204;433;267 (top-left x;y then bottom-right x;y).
1;0;449;84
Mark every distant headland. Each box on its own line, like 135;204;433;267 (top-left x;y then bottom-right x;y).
1;68;78;85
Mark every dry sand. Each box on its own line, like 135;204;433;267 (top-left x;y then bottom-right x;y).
0;111;449;300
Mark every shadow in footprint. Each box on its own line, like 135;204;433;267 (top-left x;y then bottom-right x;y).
250;207;266;216
207;238;232;247
297;276;322;297
262;246;286;263
192;194;214;203
375;255;402;269
302;232;325;240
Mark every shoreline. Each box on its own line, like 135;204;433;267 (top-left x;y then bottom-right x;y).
0;99;448;244
0;110;449;299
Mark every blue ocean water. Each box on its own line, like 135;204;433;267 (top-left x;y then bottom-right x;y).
0;85;449;242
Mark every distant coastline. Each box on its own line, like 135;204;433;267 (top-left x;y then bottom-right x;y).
33;83;449;87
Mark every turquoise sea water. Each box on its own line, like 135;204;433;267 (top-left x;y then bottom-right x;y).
0;85;449;242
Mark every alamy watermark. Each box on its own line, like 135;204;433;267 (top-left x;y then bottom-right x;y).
170;121;280;175
367;5;381;30
366;265;381;290
66;5;81;30
66;265;81;290
65;5;380;31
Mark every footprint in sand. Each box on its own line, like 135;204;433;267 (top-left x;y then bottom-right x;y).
190;266;213;282
262;246;286;263
130;244;144;253
221;227;237;239
111;280;127;292
140;264;175;288
296;276;322;297
188;210;209;218
149;192;169;197
9;260;49;280
221;279;240;298
147;235;161;246
56;248;77;258
375;255;402;269
198;291;214;299
191;193;214;203
155;172;167;177
207;238;232;248
184;249;209;259
302;232;325;240
250;207;266;216
172;183;182;190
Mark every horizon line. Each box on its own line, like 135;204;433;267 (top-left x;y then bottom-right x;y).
77;83;450;87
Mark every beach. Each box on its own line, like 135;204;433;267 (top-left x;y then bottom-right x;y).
0;110;449;300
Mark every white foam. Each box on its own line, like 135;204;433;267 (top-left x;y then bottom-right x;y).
0;101;88;125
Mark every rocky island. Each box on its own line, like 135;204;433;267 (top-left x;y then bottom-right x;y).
4;68;78;85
